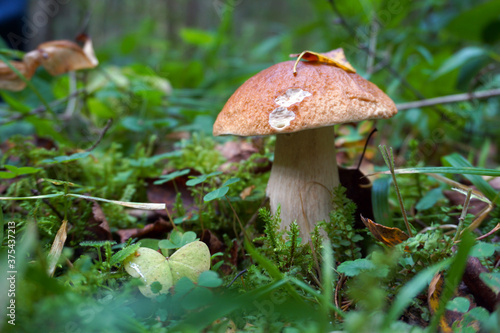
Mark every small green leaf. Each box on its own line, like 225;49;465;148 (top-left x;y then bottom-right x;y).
204;186;229;202
150;281;164;294
15;166;42;175
4;165;17;173
479;272;500;293
181;231;198;245
337;259;375;277
0;171;16;179
159;240;177;250
433;47;488;79
416;187;444;211
470;242;496;258
80;240;117;247
181;287;213;310
186;171;222;186
222;178;240;186
467;307;490;321
198;271;223;288
170;230;182;245
174;277;196;296
159;230;198;250
446;297;470;313
0;164;42;178
40;151;91;165
110;243;141;266
154;169;190;185
180;28;215;46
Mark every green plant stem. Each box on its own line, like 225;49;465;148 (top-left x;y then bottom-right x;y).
452;189;472;243
224;195;249;242
94;245;103;264
379;145;413;237
321;238;334;330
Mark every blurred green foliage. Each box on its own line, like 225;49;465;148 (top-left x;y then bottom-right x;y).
1;0;500;332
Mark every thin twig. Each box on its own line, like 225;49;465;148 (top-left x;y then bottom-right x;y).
379;145;413;237
396;88;500;110
85;118;113;152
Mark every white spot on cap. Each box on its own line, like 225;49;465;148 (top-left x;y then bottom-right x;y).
269;107;295;130
275;88;312;107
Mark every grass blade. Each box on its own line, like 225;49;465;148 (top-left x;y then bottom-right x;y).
442;153;498;202
372;176;393;227
374;166;500;177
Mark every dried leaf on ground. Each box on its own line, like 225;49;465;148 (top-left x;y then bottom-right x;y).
360;215;409;246
47;220;68;277
216;140;271;174
428;272;453;333
87;202;112;241
117;217;172;243
239;185;256;200
146;175;197;218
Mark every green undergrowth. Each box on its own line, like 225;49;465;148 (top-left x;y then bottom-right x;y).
2;0;500;330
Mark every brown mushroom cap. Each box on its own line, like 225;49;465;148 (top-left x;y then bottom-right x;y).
213;60;397;136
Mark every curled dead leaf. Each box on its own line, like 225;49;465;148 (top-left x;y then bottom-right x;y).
239;185;256;200
290;48;356;74
360;215;409;247
428;272;452;333
47;220;69;277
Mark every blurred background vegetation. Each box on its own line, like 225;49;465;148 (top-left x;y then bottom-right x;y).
1;0;499;168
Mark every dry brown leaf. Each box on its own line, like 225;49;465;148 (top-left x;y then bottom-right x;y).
360;215;409;246
290;48;356;74
428;272;453;333
147;175;197;218
47;220;68;277
117;217;172;243
239;185;256;200
37;36;98;76
87;202;112;241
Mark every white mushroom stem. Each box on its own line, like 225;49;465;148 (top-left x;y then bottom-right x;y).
266;126;339;242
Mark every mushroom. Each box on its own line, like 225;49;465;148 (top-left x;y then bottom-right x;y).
213;50;397;242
